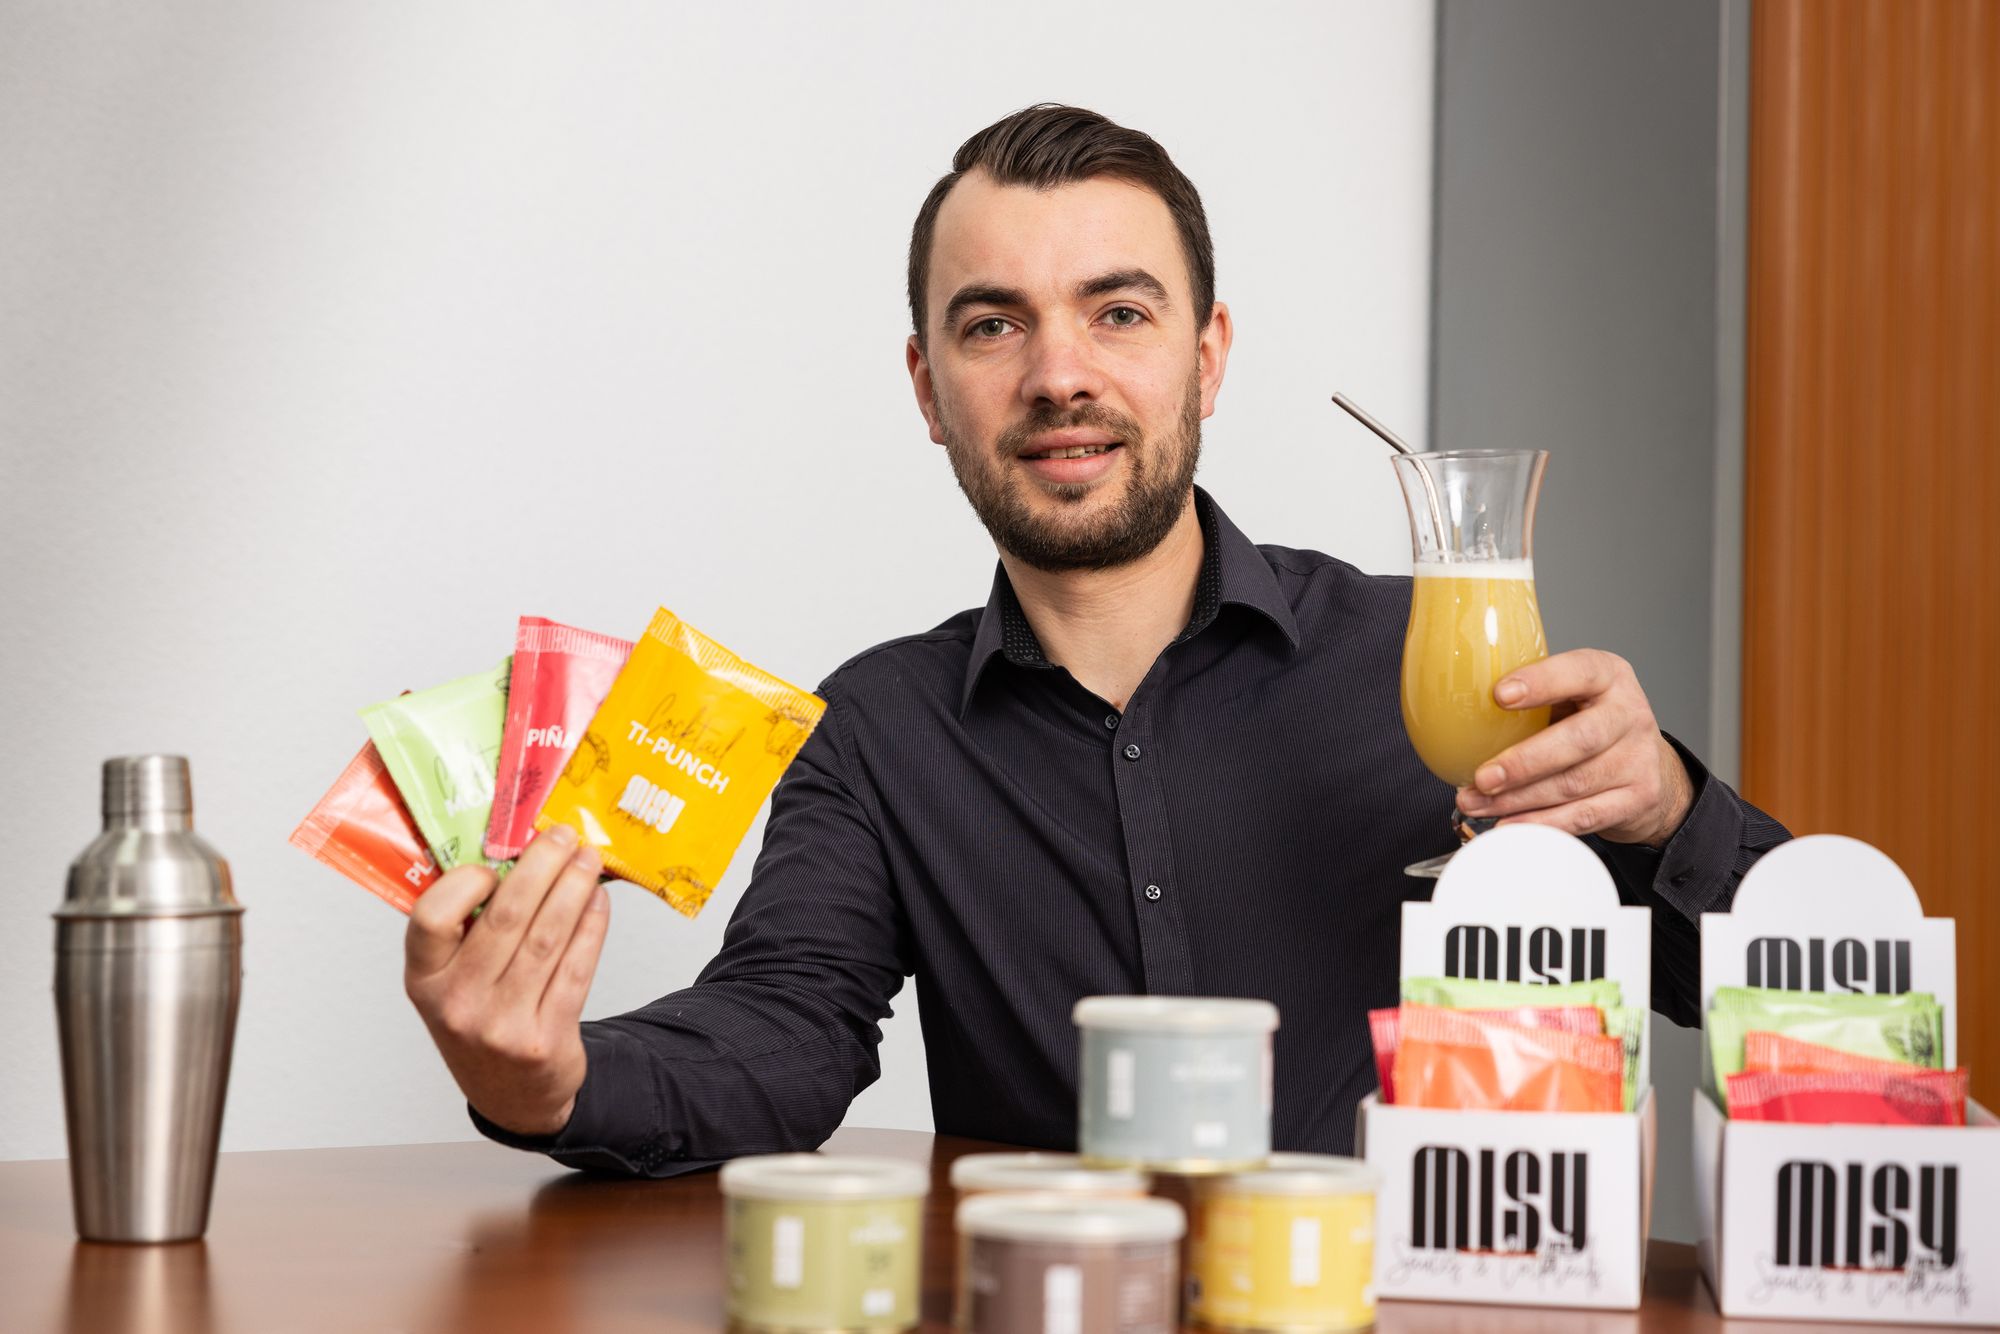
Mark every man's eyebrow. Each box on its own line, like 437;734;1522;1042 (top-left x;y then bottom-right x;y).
940;283;1029;332
1074;268;1172;308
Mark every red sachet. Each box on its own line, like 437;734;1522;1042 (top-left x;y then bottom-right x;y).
291;741;440;914
1392;1005;1624;1113
1370;1005;1604;1104
1743;1030;1925;1077
484;616;634;860
1726;1069;1969;1126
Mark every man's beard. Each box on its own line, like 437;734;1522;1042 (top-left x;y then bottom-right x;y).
938;373;1203;573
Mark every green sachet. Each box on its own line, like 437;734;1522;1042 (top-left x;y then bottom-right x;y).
361;659;515;874
1707;985;1944;1106
1400;976;1626;1011
1603;1006;1645;1111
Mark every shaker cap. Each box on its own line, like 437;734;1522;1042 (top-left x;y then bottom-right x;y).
58;756;239;918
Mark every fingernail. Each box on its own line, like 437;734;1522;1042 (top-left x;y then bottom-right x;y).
547;823;578;849
1476;764;1506;793
572;845;601;875
1496;679;1527;706
591;884;611;913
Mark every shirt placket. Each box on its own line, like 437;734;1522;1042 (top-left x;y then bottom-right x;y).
1108;660;1196;995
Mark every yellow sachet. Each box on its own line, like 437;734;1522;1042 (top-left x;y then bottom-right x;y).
535;608;825;916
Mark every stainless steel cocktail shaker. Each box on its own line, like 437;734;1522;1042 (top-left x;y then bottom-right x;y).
55;755;243;1242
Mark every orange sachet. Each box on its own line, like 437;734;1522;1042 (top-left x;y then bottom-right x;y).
1392;1004;1624;1113
1369;1004;1604;1104
1742;1029;1925;1077
290;740;440;914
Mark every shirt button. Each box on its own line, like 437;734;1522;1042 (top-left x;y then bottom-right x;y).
1104;714;1119;731
1144;884;1162;901
1123;743;1142;761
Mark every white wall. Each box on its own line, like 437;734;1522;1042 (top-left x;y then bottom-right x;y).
0;1;1434;1161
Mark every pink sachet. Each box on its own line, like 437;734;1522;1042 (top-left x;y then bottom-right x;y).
483;616;633;860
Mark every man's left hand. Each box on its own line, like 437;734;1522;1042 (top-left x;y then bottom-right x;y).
1456;648;1695;847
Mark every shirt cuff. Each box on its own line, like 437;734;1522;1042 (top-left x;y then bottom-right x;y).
466;1024;700;1176
1642;733;1745;921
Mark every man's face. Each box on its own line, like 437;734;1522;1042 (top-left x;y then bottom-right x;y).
908;170;1232;572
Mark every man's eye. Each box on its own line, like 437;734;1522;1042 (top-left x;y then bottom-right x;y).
972;318;1011;338
1105;306;1145;327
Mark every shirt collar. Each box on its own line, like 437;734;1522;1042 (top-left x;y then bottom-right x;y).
959;487;1301;718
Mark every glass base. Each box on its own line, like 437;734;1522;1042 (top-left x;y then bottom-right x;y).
1404;811;1498;879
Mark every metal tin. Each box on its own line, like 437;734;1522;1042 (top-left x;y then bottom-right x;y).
55;756;242;1243
1073;996;1279;1173
1188;1154;1380;1332
956;1192;1184;1334
720;1154;928;1332
949;1153;1150;1199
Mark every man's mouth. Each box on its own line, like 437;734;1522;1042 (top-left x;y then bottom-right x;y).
1025;443;1119;460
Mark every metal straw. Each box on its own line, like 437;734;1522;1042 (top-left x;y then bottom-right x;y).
1330;392;1416;455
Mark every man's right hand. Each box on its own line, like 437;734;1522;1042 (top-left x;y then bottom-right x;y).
404;823;611;1138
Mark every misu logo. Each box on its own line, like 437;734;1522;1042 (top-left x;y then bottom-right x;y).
1746;936;1912;994
1410;1145;1589;1254
1774;1159;1958;1271
1444;925;1606;985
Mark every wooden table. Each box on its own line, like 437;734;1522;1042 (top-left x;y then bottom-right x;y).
0;1129;1855;1332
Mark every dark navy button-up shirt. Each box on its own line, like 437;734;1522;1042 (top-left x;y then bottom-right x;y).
476;489;1790;1176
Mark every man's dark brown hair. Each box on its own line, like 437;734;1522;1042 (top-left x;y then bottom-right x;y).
907;104;1216;348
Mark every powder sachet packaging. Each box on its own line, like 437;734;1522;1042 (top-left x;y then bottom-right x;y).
289;740;440;913
1706;984;1943;1100
361;659;514;873
1742;1029;1926;1077
534;608;825;916
1390;1004;1625;1113
1368;1004;1603;1104
485;617;634;861
1725;1068;1969;1126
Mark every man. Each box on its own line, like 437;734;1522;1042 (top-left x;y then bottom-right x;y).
405;106;1789;1175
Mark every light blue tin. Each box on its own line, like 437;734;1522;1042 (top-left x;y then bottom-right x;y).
1073;996;1279;1174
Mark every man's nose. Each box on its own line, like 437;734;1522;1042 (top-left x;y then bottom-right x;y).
1018;319;1106;409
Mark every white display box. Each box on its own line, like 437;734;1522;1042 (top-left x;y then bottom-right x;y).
1693;834;2000;1325
1361;825;1656;1309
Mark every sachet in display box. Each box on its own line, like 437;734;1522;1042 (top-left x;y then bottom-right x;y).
1358;825;1658;1311
534;607;825;917
1692;834;1999;1326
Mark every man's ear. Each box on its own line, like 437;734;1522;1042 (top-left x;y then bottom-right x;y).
1196;301;1234;421
907;334;946;445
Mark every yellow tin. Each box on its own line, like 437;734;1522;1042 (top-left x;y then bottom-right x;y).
1188;1153;1380;1332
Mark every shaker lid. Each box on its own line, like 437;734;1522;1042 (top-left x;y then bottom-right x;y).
58;756;240;918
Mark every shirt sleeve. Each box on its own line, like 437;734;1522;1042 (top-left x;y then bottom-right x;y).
470;682;908;1177
1588;733;1793;1027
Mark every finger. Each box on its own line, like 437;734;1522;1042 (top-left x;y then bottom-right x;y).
1471;705;1630;795
498;843;603;1001
451;824;583;983
540;881;611;1023
1494;648;1625;712
406;863;500;977
1494;788;1647;839
1460;750;1621;818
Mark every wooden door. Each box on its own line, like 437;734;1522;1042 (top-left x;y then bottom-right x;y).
1743;0;1998;1101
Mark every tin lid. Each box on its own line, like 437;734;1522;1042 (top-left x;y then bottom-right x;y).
1206;1153;1382;1197
956;1192;1185;1245
1072;995;1280;1034
58;757;240;919
949;1153;1149;1196
719;1153;929;1202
